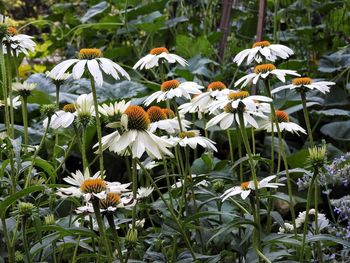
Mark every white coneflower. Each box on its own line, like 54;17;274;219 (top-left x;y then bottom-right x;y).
260;110;306;135
98;100;130;117
133;47;187;70
147;106;189;133
3;26;36;56
144;80;203;106
48;48;130;86
43;93;95;129
137;187;154;199
170;130;217;152
233;40;294;66
235;64;300;88
96;105;174;159
221;175;284;201
0;96;21;109
179;81;230;114
271;77;336;94
12;81;36;95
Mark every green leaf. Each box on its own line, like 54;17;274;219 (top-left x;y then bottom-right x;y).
320;120;350;141
0;186;45;217
81;1;109;23
26;158;57;183
307;234;350;247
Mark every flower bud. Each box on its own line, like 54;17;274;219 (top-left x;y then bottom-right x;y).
213;179;225;193
125;228;138;243
0;24;8;38
40;104;55;118
44;214;55;225
308;144;327;167
18;202;35;217
15;251;24;263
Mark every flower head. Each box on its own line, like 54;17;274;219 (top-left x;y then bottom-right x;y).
235;63;300;88
3;26;36;56
144;80;203;106
221;175;284;201
133;47;188;70
169;130;217;151
0;96;21;109
233;41;294;66
271;77;336;94
49;48;130;86
12;81;36;97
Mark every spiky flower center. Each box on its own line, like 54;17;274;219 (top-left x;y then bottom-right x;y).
254;64;276;74
240;181;250;190
7;26;17;36
78;48;102;59
252;40;271;48
150;47;169;55
275;110;289;123
207;81;227;91
162;108;175;119
228;91;249;100
80;179;106;194
179;131;197;138
147;106;166;122
63;103;76;113
124;105;150;130
100;193;121;209
292;77;312;86
161;80;180;92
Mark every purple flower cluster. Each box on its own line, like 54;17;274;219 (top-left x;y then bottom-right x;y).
320;153;350;187
331;195;350;221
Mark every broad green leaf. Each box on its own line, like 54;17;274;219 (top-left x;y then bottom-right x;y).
81;1;109;23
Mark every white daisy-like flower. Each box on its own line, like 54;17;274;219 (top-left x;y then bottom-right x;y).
233;40;294;66
3;26;36;56
271;77;336;94
137;186;154;199
48;48;130;87
221;175;284;201
144;80;203;106
96;105;175;159
147;106;190;133
206;91;271;129
169;130;217;152
98;100;130;117
43;93;94;129
12;81;36;92
235;64;300;88
179;81;230;115
57;169;107;201
0;95;21;109
133;47;187;70
46;71;71;82
172;174;209;189
260;110;306;135
128;219;145;229
278;222;295;234
295;209;330;230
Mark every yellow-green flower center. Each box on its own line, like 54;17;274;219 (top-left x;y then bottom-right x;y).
254;64;276;74
80;179;106;194
227;91;249;100
179;131;197;138
78;48;102;59
124;105;150;130
150;47;169;55
63;103;76;113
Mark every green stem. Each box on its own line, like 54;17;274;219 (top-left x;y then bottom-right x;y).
173;101;184;132
89;76;105;176
5;49;14;138
0;45;10;135
81;128;88;172
53;83;60;166
237;111;261;250
136;159;197;260
106;214;124;263
2;217;15;263
273;0;279;43
235;124;244;182
22;217;31;262
300;170;317;263
300;91;314;146
314;180;323;263
131;158;138;230
24;116;51;187
21;96;29;145
91;198;112;261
